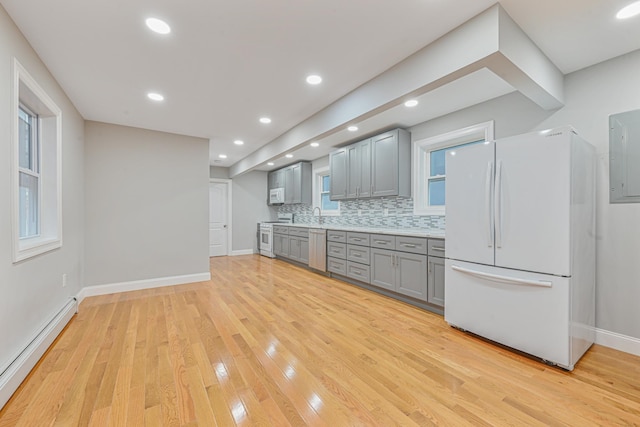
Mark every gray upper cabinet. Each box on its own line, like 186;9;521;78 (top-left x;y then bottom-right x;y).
330;148;348;200
346;139;371;199
371;129;411;198
268;162;311;205
330;128;410;200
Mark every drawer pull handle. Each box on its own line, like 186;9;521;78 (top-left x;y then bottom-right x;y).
374;240;387;244
431;246;445;251
402;244;417;248
352;238;362;242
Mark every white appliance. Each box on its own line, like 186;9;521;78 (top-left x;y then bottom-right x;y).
259;213;293;258
269;187;285;205
444;126;596;370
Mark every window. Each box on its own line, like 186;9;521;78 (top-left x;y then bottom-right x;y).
18;105;40;238
12;59;62;262
313;166;340;215
413;121;494;215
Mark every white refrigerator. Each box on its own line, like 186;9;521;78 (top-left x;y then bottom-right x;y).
444;126;596;370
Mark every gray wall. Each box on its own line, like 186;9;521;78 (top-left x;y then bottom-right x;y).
0;6;85;373
228;171;275;252
85;122;210;286
410;49;640;339
209;166;230;179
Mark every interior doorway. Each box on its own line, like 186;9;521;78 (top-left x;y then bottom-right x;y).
209;179;231;257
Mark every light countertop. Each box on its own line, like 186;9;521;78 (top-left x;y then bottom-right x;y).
281;223;445;239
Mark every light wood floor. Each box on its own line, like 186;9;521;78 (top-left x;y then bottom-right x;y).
1;255;639;426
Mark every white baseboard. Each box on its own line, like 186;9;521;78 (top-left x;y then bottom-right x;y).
231;249;254;256
76;272;211;305
595;328;640;357
0;298;77;410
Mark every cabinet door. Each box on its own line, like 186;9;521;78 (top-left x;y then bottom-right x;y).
329;148;348;200
289;236;301;260
273;234;282;255
358;139;371;198
347;144;360;199
274;234;289;257
299;238;309;264
370;248;395;291
371;131;398;197
395;252;428;301
291;164;302;204
427;256;445;307
284;166;294;204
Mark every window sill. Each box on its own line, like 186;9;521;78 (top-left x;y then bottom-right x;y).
413;207;445;216
14;237;61;263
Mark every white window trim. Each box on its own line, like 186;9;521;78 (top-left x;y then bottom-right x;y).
312;165;340;216
12;58;63;262
412;121;494;216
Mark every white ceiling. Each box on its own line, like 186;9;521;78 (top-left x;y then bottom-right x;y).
2;0;640;171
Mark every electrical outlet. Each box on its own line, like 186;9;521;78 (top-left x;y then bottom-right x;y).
62;273;67;287
358;209;362;216
383;208;389;216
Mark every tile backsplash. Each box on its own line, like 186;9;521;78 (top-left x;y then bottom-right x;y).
278;198;445;231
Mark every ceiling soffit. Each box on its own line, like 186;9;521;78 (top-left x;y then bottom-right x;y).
230;4;563;177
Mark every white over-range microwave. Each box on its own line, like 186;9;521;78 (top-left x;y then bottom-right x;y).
269;187;285;204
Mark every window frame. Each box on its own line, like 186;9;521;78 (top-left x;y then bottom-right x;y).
312;165;340;216
12;58;63;262
412;121;494;216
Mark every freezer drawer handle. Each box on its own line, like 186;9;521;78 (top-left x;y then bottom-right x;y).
451;265;552;288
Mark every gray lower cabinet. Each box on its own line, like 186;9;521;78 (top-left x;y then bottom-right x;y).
273;233;289;257
427;256;445;307
288;236;309;264
370;248;427;300
370;248;395;291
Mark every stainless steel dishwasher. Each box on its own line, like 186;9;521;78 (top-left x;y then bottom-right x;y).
308;228;327;272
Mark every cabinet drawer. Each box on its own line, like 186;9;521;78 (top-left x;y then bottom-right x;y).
327;230;347;243
395;236;428;255
347;245;370;265
347;232;370;246
327;242;347;259
273;225;289;235
347;261;370;283
427;238;446;257
289;227;309;238
370;234;396;249
327;257;347;275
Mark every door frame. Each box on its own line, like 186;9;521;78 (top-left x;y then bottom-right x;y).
210;178;232;257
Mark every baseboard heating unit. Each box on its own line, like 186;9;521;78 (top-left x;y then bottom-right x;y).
0;297;77;409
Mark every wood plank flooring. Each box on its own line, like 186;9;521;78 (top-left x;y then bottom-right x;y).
1;254;639;426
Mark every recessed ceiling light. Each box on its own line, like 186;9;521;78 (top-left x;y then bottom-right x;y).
306;75;322;85
285;154;293;158
310;142;319;147
145;18;171;34
617;1;640;19
404;99;419;107
259;117;272;124
218;154;227;159
267;162;275;166
234;140;244;145
147;92;164;101
347;126;358;132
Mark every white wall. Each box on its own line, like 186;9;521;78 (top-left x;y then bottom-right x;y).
84;121;210;286
0;6;85;374
410;49;640;339
230;171;275;253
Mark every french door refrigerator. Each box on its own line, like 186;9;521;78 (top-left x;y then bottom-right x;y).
444;126;596;370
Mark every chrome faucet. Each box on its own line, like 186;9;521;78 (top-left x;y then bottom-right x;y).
312;206;322;225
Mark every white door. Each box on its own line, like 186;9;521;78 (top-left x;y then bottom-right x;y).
209;182;228;257
445;141;495;266
494;131;571;276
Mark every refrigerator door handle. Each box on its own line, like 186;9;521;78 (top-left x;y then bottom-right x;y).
451;265;552;288
485;161;494;247
494;160;503;248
